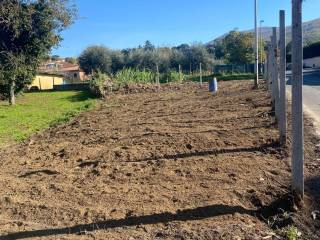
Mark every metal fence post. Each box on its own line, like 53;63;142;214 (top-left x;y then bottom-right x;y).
292;0;304;199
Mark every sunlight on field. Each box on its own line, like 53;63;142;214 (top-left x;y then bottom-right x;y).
0;91;96;147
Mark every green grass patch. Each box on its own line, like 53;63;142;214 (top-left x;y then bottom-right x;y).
217;73;255;81
277;226;301;240
0;90;97;147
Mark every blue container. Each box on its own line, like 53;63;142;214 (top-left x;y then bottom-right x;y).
209;77;218;93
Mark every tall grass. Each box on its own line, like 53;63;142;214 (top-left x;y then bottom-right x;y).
114;68;155;86
161;70;185;83
113;68;190;86
112;68;254;86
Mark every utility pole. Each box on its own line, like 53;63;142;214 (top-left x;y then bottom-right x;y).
292;0;304;199
279;10;287;145
199;62;203;85
254;0;259;87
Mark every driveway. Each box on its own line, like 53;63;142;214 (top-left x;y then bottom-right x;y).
286;69;320;131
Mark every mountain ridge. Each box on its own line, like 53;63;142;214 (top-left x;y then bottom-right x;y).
208;17;320;45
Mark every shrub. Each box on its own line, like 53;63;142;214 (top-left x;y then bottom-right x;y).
89;71;112;98
169;70;184;82
277;226;301;240
162;70;185;83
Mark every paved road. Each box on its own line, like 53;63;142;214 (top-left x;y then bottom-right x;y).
286;69;320;131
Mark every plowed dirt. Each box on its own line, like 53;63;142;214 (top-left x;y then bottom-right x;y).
0;81;319;239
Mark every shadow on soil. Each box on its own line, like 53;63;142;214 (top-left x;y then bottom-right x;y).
0;194;295;240
128;141;280;163
305;175;320;208
303;176;320;236
306;176;320;194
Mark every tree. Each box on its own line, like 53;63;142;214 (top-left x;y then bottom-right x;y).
259;40;267;63
0;0;76;105
78;46;113;74
154;47;171;73
143;40;155;52
173;44;191;72
170;49;186;71
78;41;216;75
51;55;61;61
189;44;214;71
110;51;124;73
65;57;77;64
222;31;254;64
303;41;320;59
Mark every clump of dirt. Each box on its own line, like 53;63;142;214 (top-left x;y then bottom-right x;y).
0;81;319;239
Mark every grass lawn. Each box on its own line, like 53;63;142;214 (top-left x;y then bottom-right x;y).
0;90;97;147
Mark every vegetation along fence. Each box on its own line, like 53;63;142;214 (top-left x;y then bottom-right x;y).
214;64;259;74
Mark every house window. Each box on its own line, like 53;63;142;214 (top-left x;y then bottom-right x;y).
74;73;77;78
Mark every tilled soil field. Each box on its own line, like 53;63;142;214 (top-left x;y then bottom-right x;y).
0;81;319;239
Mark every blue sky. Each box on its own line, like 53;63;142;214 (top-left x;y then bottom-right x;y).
53;0;320;57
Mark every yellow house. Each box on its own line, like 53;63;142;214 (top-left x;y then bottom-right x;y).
29;73;64;90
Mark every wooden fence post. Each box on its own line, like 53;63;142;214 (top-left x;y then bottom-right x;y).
179;64;182;82
279;10;287;145
292;0;304;199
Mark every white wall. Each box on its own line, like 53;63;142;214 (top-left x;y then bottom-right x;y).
304;56;320;68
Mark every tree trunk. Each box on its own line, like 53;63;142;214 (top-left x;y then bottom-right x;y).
9;77;16;105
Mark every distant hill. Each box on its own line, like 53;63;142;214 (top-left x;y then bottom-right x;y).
209;18;320;46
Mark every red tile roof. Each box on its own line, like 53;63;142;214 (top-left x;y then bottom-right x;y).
39;61;85;74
